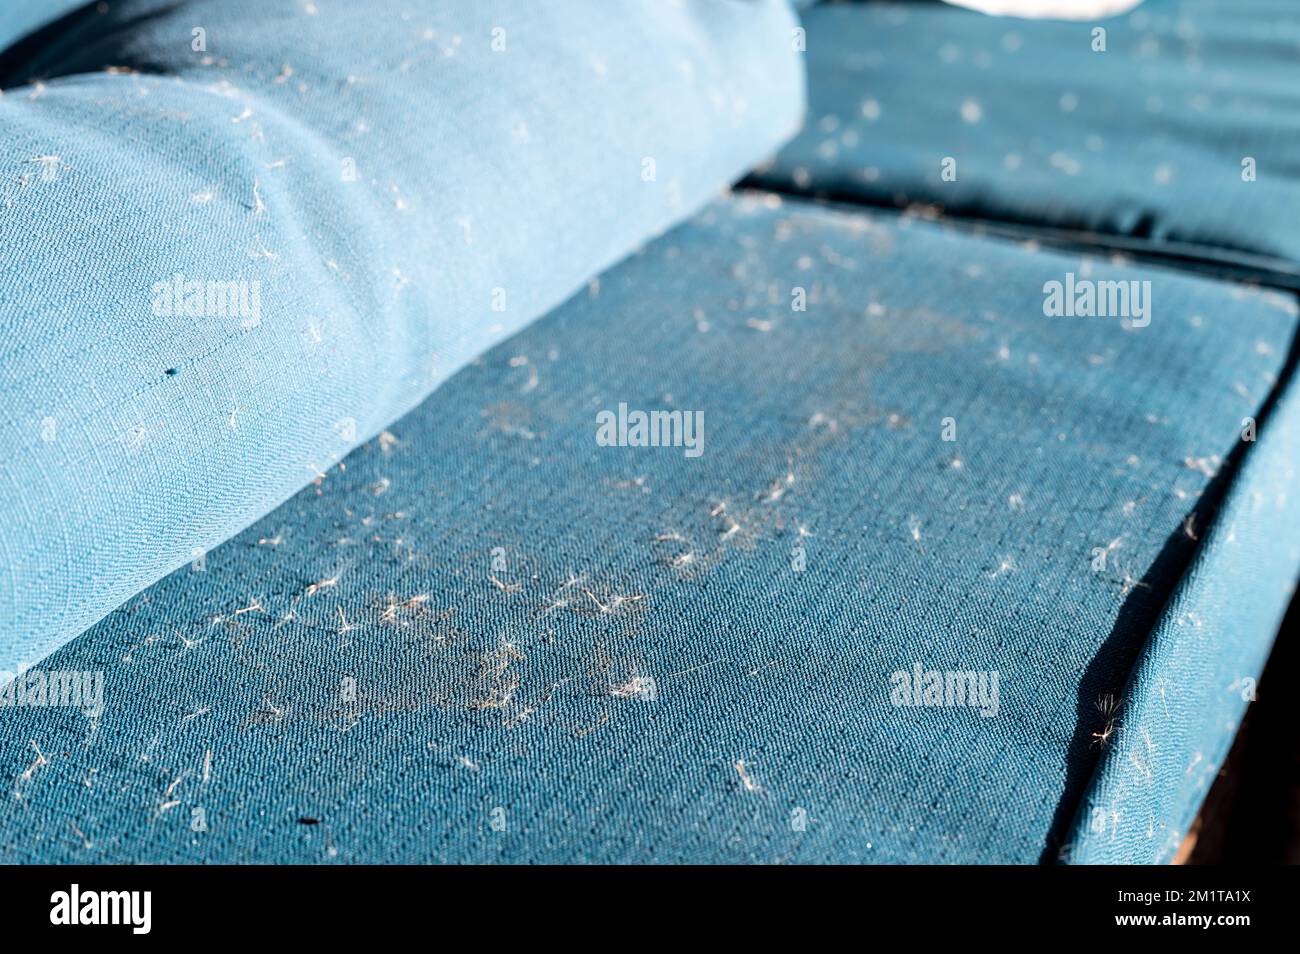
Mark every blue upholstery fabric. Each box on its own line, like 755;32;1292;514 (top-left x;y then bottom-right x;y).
1;195;1295;863
0;1;85;53
0;0;804;677
1068;374;1300;862
755;0;1300;285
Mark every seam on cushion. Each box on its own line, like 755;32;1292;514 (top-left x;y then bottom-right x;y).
1058;311;1300;863
738;183;1300;294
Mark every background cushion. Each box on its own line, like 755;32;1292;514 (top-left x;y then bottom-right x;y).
753;0;1300;285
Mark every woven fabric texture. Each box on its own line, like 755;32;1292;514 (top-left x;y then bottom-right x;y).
1;195;1295;863
753;0;1300;285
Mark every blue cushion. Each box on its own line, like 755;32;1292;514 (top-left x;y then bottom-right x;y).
754;0;1300;285
2;194;1295;863
0;0;85;53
